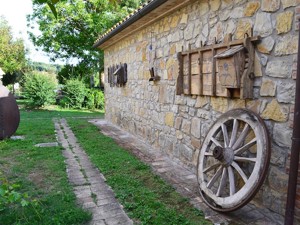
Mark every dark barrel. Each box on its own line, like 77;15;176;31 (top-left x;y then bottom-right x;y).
0;85;20;140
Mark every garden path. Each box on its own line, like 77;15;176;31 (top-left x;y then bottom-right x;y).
54;118;133;225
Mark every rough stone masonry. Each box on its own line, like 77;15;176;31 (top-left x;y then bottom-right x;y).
101;0;300;220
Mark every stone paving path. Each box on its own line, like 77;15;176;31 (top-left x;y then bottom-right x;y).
89;119;285;225
54;118;133;225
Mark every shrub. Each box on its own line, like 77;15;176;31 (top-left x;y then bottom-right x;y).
94;90;105;110
84;89;105;110
85;89;95;110
62;79;86;109
23;72;57;107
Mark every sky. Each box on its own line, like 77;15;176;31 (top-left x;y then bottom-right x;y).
0;0;58;64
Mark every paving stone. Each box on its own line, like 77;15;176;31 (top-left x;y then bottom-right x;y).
34;142;59;147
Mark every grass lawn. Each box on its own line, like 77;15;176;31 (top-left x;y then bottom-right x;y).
1;103;210;224
0;105;103;224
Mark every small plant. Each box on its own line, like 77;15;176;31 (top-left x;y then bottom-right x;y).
62;79;86;109
0;175;30;211
22;72;57;107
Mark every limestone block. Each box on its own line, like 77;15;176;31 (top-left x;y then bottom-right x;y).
235;19;252;40
254;53;263;77
181;144;194;161
189;107;196;116
221;0;233;8
210;0;221;11
257;36;275;54
229;99;246;109
175;117;183;129
260;79;276;96
199;1;209;16
175;95;186;105
277;81;295;104
180;14;188;25
244;1;260;17
282;0;297;9
246;99;262;114
268;166;289;193
170;15;180;28
191;117;201;138
230;7;244;19
219;9;231;21
170;45;176;55
261;99;288;122
181;119;191;134
261;0;280;12
187;97;196;107
184;23;194;40
195;96;210;108
275;34;298;56
197;109;211;120
165;112;174;127
225;20;236;34
191;137;201;149
253;12;273;37
209;22;223;42
176;131;183;141
202;23;209;38
211;97;228;113
276;11;294;34
266;60;292;78
273;123;292;147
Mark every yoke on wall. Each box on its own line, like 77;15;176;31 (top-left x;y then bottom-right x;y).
176;34;260;99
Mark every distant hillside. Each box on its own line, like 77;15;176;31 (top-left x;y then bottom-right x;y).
28;61;62;73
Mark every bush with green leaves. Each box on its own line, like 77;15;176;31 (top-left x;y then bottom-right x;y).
62;79;86;109
84;89;105;110
23;72;57;107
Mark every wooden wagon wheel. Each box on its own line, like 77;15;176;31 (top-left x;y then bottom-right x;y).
197;108;270;212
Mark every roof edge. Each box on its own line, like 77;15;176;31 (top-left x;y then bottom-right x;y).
93;0;168;49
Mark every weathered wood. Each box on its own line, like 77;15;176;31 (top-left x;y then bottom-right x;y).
198;50;203;95
202;50;213;96
176;52;184;95
197;108;270;212
176;34;259;99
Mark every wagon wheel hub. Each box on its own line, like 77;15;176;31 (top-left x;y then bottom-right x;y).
213;146;234;167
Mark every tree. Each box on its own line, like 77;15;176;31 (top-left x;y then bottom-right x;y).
28;0;144;83
0;17;27;75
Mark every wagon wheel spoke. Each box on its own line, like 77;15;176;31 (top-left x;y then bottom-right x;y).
207;166;223;189
211;137;222;147
221;124;229;147
228;166;236;196
203;162;221;173
232;124;250;150
231;161;248;183
204;152;213;156
234;138;257;155
229;119;238;147
216;167;227;197
234;156;256;162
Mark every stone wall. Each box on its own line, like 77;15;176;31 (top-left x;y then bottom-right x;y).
103;0;299;219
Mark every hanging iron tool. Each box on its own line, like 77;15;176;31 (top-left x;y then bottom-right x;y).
149;32;160;81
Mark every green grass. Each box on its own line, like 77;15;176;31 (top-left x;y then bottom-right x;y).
0;106;103;224
68;118;211;225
